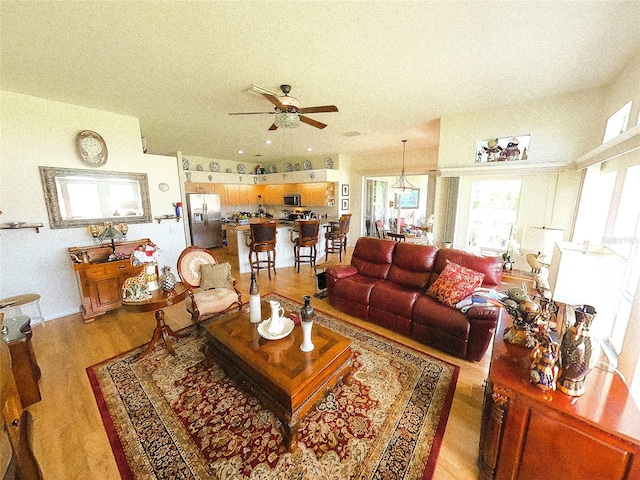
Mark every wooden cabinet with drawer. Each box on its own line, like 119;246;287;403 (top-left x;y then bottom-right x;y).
68;239;149;322
478;305;640;480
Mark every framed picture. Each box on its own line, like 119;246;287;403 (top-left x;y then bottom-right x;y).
399;188;420;209
342;199;349;211
475;134;531;163
342;184;349;196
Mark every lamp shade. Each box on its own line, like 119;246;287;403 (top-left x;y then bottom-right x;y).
99;226;123;242
521;227;565;257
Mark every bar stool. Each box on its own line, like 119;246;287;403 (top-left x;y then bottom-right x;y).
291;219;320;272
341;213;352;252
324;214;349;262
247;222;277;279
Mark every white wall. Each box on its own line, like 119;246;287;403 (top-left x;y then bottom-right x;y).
438;88;605;169
0;91;186;321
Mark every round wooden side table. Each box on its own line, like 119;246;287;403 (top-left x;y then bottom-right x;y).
121;283;188;362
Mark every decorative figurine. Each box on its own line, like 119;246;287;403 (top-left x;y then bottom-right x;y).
503;137;521;161
159;266;177;292
557;305;596;397
482;138;502;162
529;328;559;391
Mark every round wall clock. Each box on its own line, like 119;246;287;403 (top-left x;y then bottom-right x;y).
76;130;108;167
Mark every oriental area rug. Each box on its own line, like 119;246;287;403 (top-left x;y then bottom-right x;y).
87;293;459;480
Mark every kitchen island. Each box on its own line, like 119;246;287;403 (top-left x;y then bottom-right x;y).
222;220;333;273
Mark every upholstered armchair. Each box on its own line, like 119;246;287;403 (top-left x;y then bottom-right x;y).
177;246;242;327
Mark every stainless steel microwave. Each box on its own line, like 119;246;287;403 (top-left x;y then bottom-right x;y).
283;194;301;206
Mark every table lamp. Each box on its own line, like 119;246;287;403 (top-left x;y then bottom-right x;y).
521;227;565;272
98;223;123;255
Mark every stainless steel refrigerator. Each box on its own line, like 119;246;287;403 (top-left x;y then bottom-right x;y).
186;193;223;248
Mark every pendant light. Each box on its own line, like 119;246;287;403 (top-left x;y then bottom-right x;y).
392;139;414;193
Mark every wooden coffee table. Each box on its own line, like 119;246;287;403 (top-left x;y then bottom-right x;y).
203;300;352;452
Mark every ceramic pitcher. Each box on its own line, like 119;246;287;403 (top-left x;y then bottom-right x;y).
267;300;285;335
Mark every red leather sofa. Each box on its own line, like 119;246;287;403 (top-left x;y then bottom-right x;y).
325;237;504;361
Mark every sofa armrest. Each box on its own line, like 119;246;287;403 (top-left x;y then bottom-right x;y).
326;265;358;280
465;304;503;321
464;305;504;362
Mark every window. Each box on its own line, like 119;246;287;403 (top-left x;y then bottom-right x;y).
603;101;632;144
467;180;522;252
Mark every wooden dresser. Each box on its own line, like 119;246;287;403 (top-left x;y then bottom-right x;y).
68;238;149;322
478;306;640;480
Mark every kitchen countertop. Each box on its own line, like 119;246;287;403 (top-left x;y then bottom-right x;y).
223;219;333;231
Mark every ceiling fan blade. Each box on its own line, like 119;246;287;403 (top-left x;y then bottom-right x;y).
268;122;278;131
299;115;327;129
229;111;276;115
261;93;287;110
298;105;339;114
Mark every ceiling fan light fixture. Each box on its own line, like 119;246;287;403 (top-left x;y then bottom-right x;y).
275;112;300;129
392;139;414;194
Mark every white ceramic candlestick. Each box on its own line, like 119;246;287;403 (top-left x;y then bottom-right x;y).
145;263;159;291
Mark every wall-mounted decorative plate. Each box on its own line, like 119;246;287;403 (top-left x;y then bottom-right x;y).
304;160;312;170
325;157;334;169
158;182;169;192
269;164;276;173
210;162;220;172
182;158;190;170
196;164;203;171
284;162;293;172
76;130;108;167
237;163;246;174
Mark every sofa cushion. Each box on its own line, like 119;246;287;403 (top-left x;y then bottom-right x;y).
351;237;396;279
331;273;384;305
370;281;421;319
426;259;485;307
432;248;502;287
412;294;471;339
387;242;437;290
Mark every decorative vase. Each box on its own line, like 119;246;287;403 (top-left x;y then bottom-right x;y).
249;272;261;323
557;305;596;397
145;262;159;291
300;295;315;352
159;266;177;292
267;300;285;335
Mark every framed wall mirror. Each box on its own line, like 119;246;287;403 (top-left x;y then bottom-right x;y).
40;166;152;229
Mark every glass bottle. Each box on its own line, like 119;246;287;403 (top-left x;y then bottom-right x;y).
249;272;261;323
300;295;315;352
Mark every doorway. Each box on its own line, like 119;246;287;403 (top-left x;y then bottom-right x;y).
365;179;389;237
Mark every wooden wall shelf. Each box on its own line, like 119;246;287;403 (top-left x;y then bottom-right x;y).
0;223;44;233
154;215;181;223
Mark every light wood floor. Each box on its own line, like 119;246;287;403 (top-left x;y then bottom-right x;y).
28;245;490;479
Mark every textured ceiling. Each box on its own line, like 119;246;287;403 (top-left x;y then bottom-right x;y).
2;1;639;163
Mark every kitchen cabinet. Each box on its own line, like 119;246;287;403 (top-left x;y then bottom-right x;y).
68;239;150;322
478;305;640;480
185;182;216;194
226;185;240;205
213;183;227;205
238;184;253;205
300;182;332;206
312;183;328;206
265;184;285;205
284;183;301;195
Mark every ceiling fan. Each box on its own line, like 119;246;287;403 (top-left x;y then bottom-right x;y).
229;84;338;130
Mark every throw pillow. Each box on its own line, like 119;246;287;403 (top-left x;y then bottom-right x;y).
426;259;485;308
200;263;231;290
